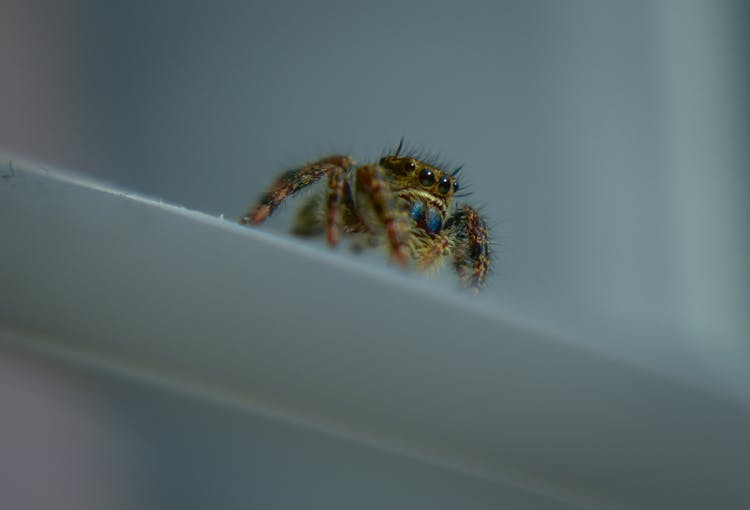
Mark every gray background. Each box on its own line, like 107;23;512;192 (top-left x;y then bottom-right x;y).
2;1;750;508
2;161;749;509
2;0;750;391
0;345;587;510
3;0;748;347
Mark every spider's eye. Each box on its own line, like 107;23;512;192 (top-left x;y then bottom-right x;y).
405;160;417;172
437;176;452;195
453;180;459;192
379;157;387;165
418;168;435;187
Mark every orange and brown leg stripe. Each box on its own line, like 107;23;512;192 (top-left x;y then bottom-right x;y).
325;168;349;247
453;205;491;290
241;155;353;225
355;165;409;266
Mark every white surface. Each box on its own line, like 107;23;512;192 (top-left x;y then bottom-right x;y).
2;156;750;510
1;337;583;510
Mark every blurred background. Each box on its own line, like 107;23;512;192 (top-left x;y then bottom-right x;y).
2;0;748;376
2;1;750;508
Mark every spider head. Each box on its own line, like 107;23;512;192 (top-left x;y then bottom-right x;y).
378;155;460;201
378;155;461;235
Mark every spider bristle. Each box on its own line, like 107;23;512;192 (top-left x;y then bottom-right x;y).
396;143;457;174
394;137;405;157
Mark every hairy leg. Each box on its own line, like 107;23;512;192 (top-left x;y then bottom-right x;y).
355;165;409;266
241;155;353;225
452;205;492;290
325;168;349;246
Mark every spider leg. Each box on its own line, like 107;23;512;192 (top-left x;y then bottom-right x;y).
241;155;353;225
289;170;354;247
325;168;350;246
451;205;492;291
355;164;409;266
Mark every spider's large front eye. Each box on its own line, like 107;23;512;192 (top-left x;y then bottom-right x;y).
437;176;452;195
419;168;435;187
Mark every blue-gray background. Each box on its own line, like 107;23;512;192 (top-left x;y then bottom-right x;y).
2;1;749;373
3;2;750;509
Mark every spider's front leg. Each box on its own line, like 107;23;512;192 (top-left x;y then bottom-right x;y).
451;205;492;291
355;165;409;266
241;155;353;226
241;155;354;247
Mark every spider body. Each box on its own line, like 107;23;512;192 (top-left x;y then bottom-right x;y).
241;143;491;290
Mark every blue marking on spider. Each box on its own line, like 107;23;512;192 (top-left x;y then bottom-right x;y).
426;208;442;234
410;201;424;222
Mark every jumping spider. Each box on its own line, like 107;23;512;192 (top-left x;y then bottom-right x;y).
240;140;492;291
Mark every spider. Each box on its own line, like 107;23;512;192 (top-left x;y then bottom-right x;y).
240;140;492;291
